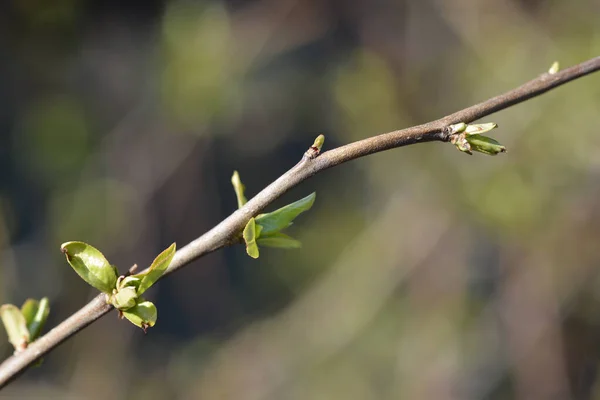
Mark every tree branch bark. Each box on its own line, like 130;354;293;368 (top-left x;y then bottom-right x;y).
1;56;599;388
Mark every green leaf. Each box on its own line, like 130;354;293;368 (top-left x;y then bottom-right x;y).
0;304;29;352
466;134;507;155
25;297;49;341
255;192;316;236
465;122;498;136
243;217;260;259
61;241;118;293
231;170;247;209
257;232;302;249
20;299;39;327
121;300;157;332
118;276;141;290
111;286;138;310
133;243;176;295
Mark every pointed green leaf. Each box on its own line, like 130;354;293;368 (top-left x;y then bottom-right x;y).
26;297;49;341
133;243;176;295
0;304;29;352
466;134;506;155
465;122;498;136
243;218;260;258
61;241;118;293
257;232;302;249
111;287;138;310
121;300;157;332
255;192;316;236
20;299;39;327
231;171;247;209
119;276;141;289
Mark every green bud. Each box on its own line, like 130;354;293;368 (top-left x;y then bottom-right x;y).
121;300;157;333
312;134;325;152
111;286;138;310
465;134;506;155
465;122;498;135
450;134;472;155
118;276;141;290
548;61;560;74
0;305;29;353
448;122;467;134
23;297;50;341
243;217;260;259
231;171;247;209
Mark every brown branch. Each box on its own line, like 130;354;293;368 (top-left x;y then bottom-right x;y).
1;56;599;388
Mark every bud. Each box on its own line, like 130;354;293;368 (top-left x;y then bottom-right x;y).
448;122;467;135
465;134;506;155
465;123;498;135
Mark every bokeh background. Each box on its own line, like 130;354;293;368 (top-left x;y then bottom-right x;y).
1;0;600;398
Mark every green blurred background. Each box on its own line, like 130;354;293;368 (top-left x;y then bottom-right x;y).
1;0;600;398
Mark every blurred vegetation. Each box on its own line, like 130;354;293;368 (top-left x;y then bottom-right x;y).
1;0;600;399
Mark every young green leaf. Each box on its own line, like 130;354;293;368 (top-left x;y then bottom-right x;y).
257;232;302;249
121;300;157;332
61;241;118;293
243;217;260;259
25;297;50;341
0;305;29;352
118;276;142;290
465;122;498;136
466;134;507;155
133;243;176;295
231;170;248;209
20;299;39;327
255;192;316;236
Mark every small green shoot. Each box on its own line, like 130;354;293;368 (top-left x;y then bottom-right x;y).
243;217;260;259
1;297;50;354
449;122;506;156
231;171;247;208
233;172;316;258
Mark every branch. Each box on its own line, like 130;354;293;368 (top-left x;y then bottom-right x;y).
1;56;599;388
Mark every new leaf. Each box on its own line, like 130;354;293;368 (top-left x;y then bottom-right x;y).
255;192;316;236
121;300;157;332
61;241;118;293
133;243;176;295
257;232;302;249
0;305;29;352
243;218;261;258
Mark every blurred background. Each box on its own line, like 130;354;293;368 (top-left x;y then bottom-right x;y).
0;0;599;398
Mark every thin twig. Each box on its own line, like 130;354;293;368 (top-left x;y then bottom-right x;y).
0;56;599;388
